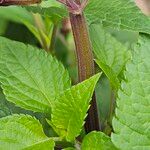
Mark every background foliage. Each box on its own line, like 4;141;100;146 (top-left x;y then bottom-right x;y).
0;0;150;149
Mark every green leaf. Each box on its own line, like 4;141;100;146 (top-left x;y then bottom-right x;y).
25;0;67;23
95;60;120;90
0;87;36;119
0;6;41;42
51;74;101;141
81;131;117;150
85;0;150;34
112;34;150;149
0;18;8;35
0;6;34;24
0;37;71;113
0;114;54;150
89;25;130;89
0;89;11;118
95;77;112;128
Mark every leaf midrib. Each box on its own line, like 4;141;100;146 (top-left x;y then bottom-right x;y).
6;45;52;107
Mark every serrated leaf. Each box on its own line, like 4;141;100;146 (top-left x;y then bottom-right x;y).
112;34;150;149
85;0;150;34
51;74;101;141
81;131;117;150
90;25;130;89
0;114;54;150
0;37;71;113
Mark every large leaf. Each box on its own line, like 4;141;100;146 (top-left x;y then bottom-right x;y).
0;114;54;150
0;37;71;113
89;24;131;89
81;131;117;150
51;74;101;141
85;0;150;34
112;34;150;149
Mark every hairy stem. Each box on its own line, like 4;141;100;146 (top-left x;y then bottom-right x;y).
69;3;101;132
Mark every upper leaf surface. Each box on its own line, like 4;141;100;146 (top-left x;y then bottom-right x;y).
112;34;150;149
81;131;117;150
0;37;71;113
85;0;150;33
51;74;101;141
0;114;54;150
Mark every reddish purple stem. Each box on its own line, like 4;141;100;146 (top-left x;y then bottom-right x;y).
0;0;41;6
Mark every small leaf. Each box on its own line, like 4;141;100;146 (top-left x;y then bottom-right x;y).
0;114;54;150
81;131;117;150
112;34;150;149
85;0;150;34
51;74;101;141
0;37;71;113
